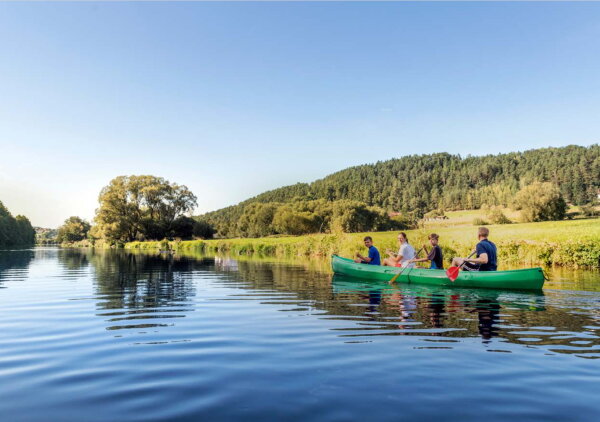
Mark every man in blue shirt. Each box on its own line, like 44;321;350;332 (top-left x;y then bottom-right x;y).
451;227;497;271
355;236;381;265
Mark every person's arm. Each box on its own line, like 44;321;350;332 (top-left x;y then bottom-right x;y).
356;253;372;263
410;246;433;263
467;253;488;264
466;244;488;264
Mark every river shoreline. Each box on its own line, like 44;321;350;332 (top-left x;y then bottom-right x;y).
124;221;600;269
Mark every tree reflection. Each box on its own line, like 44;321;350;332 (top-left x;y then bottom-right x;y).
91;250;208;311
57;248;90;271
0;249;34;286
56;249;211;336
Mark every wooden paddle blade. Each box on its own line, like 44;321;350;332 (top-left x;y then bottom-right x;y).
446;266;459;282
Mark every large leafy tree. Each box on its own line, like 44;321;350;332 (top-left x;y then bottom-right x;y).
237;203;278;238
272;206;320;236
57;216;91;243
514;182;567;222
95;175;197;242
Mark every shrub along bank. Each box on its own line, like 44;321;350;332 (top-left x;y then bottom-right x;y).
126;219;600;269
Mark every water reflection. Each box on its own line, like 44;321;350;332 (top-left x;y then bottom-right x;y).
210;254;598;358
330;276;600;356
57;248;91;271
56;249;210;337
2;248;600;422
10;248;600;358
473;296;501;340
0;249;34;286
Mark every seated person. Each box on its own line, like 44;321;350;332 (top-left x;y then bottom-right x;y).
355;236;381;265
383;232;416;268
410;233;444;269
451;227;497;271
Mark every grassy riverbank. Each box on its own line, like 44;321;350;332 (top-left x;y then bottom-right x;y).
126;218;600;268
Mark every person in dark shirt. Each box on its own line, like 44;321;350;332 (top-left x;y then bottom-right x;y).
409;233;444;269
355;236;381;265
451;227;498;271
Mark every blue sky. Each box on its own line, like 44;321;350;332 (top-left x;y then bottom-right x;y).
1;2;599;227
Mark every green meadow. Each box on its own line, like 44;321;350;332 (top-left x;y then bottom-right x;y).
126;214;600;268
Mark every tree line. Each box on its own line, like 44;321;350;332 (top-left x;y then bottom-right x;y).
201;145;598;236
209;199;411;239
0;201;36;248
57;175;214;245
56;144;598;243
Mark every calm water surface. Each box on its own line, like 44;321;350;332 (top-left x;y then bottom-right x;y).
1;247;599;421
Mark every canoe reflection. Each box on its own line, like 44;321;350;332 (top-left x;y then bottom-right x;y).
332;275;547;343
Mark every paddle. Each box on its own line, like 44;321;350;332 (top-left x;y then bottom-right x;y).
389;247;424;283
446;251;477;282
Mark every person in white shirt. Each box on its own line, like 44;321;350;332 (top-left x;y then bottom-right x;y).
383;232;416;268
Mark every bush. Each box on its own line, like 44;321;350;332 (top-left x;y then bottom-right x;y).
486;206;512;224
514;182;567;222
389;214;417;230
424;209;445;219
580;204;600;218
472;218;489;226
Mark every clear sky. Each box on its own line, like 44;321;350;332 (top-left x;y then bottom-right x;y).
1;2;599;228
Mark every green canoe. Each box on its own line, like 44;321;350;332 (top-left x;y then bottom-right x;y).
331;255;545;291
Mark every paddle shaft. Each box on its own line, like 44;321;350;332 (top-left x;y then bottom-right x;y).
459;251;478;269
389;247;424;283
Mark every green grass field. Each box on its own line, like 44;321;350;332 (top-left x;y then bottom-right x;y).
127;216;600;268
422;208;522;227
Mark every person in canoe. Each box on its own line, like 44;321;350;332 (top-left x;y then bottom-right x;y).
354;236;381;265
409;233;444;269
383;232;416;268
451;227;498;271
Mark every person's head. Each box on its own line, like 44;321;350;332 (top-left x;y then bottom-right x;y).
428;233;439;246
397;232;408;244
478;227;490;240
363;236;373;248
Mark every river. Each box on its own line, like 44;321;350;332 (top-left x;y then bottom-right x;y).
0;247;599;421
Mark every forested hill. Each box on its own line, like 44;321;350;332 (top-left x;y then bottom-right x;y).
243;145;599;208
201;145;599;237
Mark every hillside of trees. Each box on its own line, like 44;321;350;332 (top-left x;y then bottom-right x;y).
201;145;599;237
0;201;36;248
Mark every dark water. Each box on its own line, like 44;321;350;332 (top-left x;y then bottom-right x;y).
1;248;599;422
